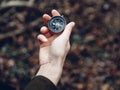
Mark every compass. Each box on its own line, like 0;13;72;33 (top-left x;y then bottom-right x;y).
48;16;66;33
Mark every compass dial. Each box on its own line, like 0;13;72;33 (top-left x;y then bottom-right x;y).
48;16;66;33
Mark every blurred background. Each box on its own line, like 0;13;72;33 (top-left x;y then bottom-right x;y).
0;0;120;90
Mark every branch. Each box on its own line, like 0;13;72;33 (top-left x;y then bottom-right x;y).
0;0;34;10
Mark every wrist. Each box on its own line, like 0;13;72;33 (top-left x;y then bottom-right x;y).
36;62;63;85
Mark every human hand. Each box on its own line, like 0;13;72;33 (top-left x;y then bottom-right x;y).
37;9;75;66
36;9;75;85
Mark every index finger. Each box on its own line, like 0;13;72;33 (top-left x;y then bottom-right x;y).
43;9;61;25
52;9;61;16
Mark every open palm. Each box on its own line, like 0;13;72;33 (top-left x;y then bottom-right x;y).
37;10;75;67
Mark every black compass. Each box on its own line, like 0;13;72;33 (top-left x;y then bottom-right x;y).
48;16;66;33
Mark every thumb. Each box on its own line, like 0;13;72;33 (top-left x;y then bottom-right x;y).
61;22;75;40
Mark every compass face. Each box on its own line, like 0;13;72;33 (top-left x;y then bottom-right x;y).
48;16;66;33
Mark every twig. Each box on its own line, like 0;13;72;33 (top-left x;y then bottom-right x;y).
0;0;34;10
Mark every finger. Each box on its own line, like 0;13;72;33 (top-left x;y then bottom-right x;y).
62;22;75;40
43;14;51;24
44;32;52;38
40;26;49;34
37;34;48;43
51;9;61;16
40;26;53;38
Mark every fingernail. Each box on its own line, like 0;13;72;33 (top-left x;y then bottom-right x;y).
71;22;75;26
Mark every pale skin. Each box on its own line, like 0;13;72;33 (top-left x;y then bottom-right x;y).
36;9;75;85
